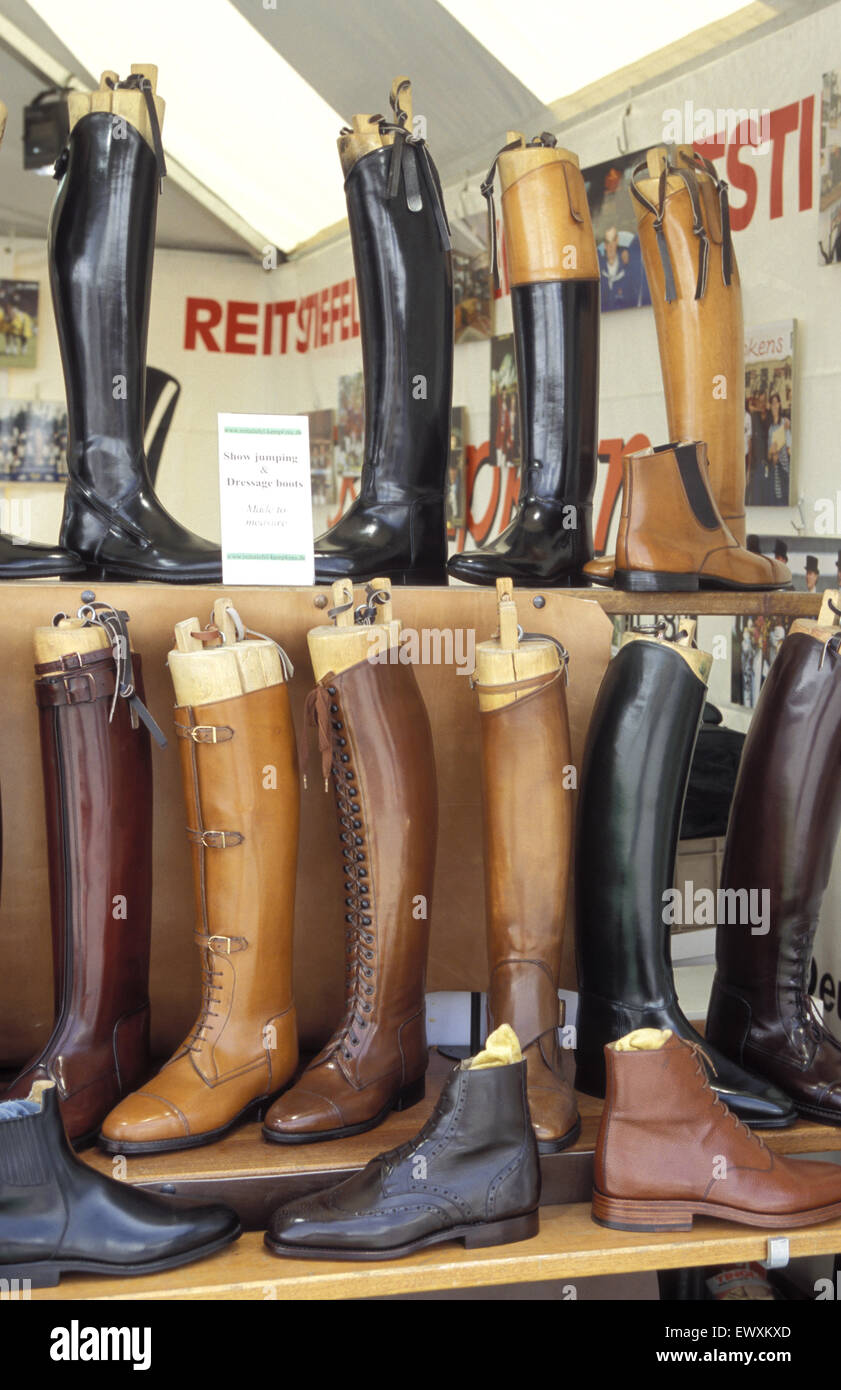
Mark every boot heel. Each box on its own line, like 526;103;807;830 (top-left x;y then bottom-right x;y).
0;1262;60;1289
462;1209;539;1249
615;569;700;593
592;1188;693;1232
394;1076;425;1111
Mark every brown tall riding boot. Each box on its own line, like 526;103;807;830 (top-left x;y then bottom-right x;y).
475;650;579;1153
593;1029;841;1232
614;440;789;592
100;666;299;1154
264;657;437;1144
585;145;746;585
5;608;156;1144
707;621;841;1123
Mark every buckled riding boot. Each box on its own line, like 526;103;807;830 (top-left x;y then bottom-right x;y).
314;81;453;586
0;1082;239;1287
614;441;790;592
476;656;580;1152
50;72;222;582
264;656;437;1143
100;670;300;1154
585;146;747;586
266;1026;540;1259
707;623;841;1124
448;134;599;587
575;632;796;1127
593;1029;841;1233
5;622;156;1144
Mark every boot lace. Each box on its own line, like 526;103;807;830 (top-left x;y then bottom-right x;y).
185;963;224;1053
687;1040;768;1151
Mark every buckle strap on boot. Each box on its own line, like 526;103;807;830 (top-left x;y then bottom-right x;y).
104;71;167;190
175;722;234;744
196;934;249;954
186;828;244;849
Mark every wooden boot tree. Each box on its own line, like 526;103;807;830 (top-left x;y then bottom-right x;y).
473;578;562;712
67;64;164;152
338;76;412;176
169;597;289;709
308;578;400;683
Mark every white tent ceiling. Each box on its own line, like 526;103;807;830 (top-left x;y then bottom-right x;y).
0;0;831;257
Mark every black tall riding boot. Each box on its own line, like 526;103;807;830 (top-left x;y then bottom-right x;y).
50;79;222;582
314;92;453;586
448;136;599;588
574;634;795;1127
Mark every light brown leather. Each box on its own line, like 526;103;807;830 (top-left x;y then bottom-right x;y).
593;1032;841;1227
633;149;746;545
100;682;299;1148
582;554;614;584
264;656;437;1140
499;152;599;285
615;442;790;589
478;670;579;1150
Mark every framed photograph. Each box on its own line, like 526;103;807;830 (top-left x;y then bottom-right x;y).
306;408;336;508
744;321;795;507
731;613;792;708
582;150;652;312
447;407;467;529
0;280;40;369
818;70;841;265
451;209;492;343
489;333;519;471
0;399;67;481
335;372;364;477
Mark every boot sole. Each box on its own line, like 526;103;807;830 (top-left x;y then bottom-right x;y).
264;1208;539;1261
592;1187;841;1232
97;1087;289;1155
314;569;446;587
537;1116;582;1155
0;1224;241;1289
63;564;222;584
615;569;791;593
262;1076;425;1145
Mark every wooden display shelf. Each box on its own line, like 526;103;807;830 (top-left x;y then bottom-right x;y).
79;1051;841;1229
32;1204;841;1301
564;588;820;617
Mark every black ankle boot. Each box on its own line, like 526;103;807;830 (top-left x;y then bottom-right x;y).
0;532;83;579
0;1084;239;1287
314;89;453;587
50;81;221;583
575;635;796;1128
265;1052;540;1259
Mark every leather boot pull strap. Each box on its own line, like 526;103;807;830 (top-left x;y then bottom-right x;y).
670;162;709;299
299;683;333;791
74;599;168;747
679;150;734;287
470;667;561;696
105;72;167;189
631;161;677;304
482;138;523;290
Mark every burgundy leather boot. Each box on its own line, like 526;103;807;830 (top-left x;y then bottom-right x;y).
707;621;841;1122
4;603;160;1143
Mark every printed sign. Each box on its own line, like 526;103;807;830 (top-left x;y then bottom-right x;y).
218;413;314;584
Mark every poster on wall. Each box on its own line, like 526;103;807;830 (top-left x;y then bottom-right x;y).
489;334;519;471
447;406;467;530
583;150;651;312
450;208;492;342
818;70;841;265
0;400;67;481
306;408;336;508
0;280;39;368
731;614;792;708
335;372;364;477
744;321;795;507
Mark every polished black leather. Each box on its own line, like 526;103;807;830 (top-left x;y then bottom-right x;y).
50;113;221;583
448;280;599;588
0;1086;239;1286
575;639;796;1127
708;632;841;1123
266;1060;539;1255
0;531;83;578
314;141;453;586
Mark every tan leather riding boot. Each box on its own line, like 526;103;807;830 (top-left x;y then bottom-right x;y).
475;642;579;1153
263;657;437;1144
615;441;790;591
584;145;747;586
100;677;299;1154
593;1029;841;1232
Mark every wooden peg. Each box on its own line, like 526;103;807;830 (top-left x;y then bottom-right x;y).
173;617;202;653
131;63;158;93
819;590;841;628
211;597;239;646
646;146;669;179
371;577;393;627
676;618;697;647
505;130;525;147
331;580;354;626
0;100;7;147
497;577;519;651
